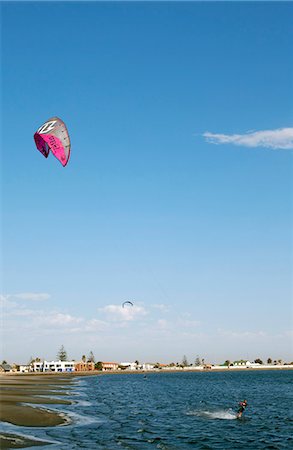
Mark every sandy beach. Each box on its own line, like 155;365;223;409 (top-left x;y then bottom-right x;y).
0;432;50;449
0;374;76;448
0;374;75;426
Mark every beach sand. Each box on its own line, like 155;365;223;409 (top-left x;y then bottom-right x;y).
0;432;49;448
0;374;76;448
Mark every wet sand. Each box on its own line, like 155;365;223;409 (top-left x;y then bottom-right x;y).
0;374;76;426
0;374;76;448
0;432;49;448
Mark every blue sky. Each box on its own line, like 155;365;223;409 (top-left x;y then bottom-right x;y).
1;1;292;364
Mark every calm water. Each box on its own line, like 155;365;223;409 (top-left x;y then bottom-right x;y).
1;370;293;449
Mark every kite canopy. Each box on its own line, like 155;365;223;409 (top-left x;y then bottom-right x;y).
34;117;71;166
122;301;134;308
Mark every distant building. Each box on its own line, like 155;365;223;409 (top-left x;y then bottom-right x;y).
0;363;12;372
32;360;75;372
203;364;212;370
232;360;251;367
141;363;155;371
119;362;131;370
75;361;95;372
19;365;30;373
159;364;169;369
119;362;138;370
101;362;119;371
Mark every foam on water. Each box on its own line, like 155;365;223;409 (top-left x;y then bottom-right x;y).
66;410;104;426
187;409;237;420
74;399;92;407
74;378;89;387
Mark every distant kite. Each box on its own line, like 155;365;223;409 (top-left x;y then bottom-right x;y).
34;117;71;166
122;301;134;308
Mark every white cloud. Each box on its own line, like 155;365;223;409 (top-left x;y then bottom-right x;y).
98;304;147;322
7;308;37;317
152;303;170;312
177;312;201;328
157;319;168;330
46;313;83;326
203;127;293;150
1;300;83;329
217;328;267;339
179;318;201;328
84;318;109;332
284;330;293;338
0;294;15;308
12;292;51;301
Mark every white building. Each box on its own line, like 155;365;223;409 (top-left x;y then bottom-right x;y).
19;364;31;373
120;362;138;370
119;362;155;371
232;360;251;367
141;363;155;371
32;360;75;373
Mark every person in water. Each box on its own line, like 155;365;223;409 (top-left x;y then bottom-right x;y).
237;400;248;418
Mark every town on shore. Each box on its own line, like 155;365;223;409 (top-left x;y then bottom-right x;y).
1;346;292;374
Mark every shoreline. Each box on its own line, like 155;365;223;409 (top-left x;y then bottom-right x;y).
2;365;292;378
0;374;77;448
0;432;51;448
0;375;75;427
0;374;76;448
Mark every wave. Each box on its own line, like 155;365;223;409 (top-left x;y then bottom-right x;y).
66;411;104;426
74;400;92;407
187;409;237;420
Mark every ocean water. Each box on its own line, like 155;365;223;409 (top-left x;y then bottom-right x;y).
1;370;293;449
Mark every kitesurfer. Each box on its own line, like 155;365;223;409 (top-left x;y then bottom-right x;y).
237;400;248;418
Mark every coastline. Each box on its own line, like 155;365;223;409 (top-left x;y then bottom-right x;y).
0;374;76;448
0;374;75;426
2;364;292;378
0;432;50;448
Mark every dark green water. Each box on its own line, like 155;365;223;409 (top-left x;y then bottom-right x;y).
1;370;292;448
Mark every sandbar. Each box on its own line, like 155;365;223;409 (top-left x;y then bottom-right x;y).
0;374;75;427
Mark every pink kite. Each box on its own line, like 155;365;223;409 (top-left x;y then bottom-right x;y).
34;117;71;166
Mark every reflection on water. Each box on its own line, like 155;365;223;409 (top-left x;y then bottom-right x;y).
1;370;292;449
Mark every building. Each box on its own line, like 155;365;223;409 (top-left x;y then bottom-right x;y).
75;361;95;372
19;365;30;373
119;362;138;370
32;360;75;372
101;362;119;371
203;364;212;370
0;363;12;372
141;363;155;371
232;360;251;367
